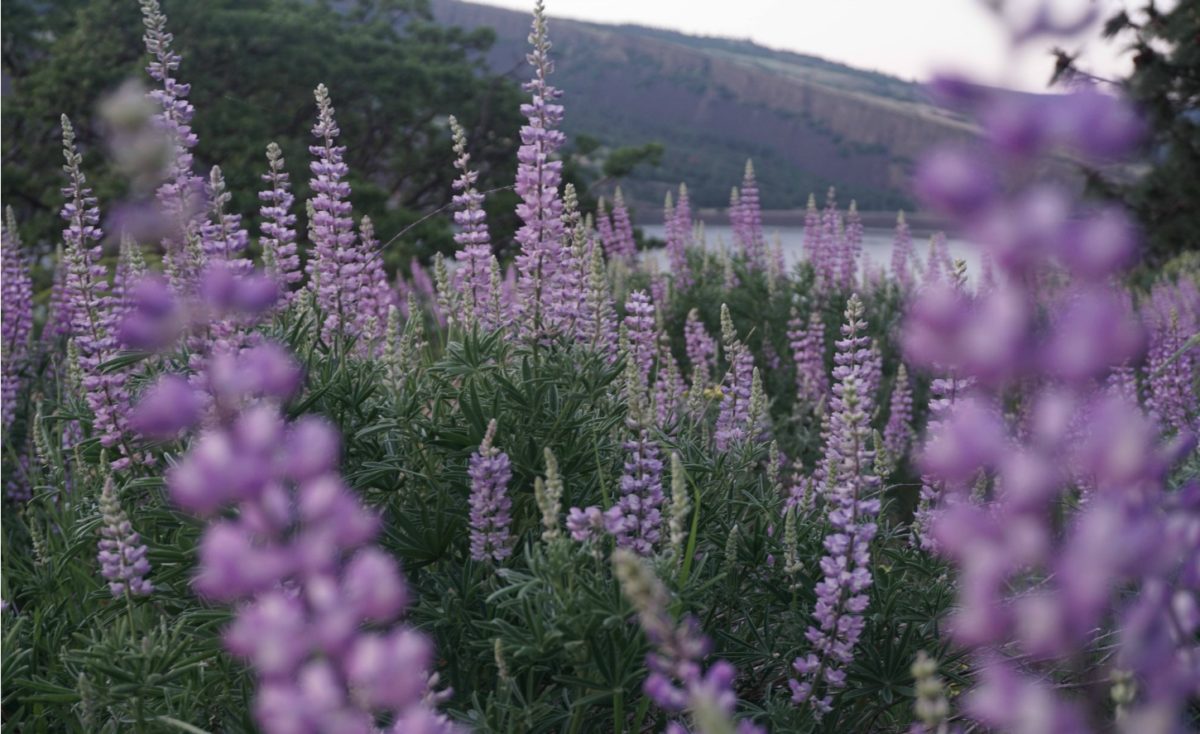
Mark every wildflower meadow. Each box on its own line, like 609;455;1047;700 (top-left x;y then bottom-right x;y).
1;1;1197;733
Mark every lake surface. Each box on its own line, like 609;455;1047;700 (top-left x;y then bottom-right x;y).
640;224;980;281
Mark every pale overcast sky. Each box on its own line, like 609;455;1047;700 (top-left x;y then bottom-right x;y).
471;0;1162;92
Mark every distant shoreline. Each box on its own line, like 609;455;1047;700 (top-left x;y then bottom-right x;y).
640;208;953;235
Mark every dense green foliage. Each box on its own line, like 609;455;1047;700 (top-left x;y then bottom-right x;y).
2;0;524;267
1;248;956;732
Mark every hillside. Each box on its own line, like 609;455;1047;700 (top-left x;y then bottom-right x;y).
431;0;978;213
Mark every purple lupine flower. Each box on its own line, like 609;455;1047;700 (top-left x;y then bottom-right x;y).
715;305;756;451
624;290;658;387
546;184;586;339
142;297;457;732
201;166;252;275
735;160;766;271
112;235;148;325
791;295;880;716
911;373;970;551
860;342;883;408
259;142;301;302
513;1;568;339
890;210;914;291
307;84;363;342
468;419;513;563
130;374;203;440
802;193;826;278
921;233;953;288
580;232;619;359
788;309;828;410
910;59;1200;729
595;198;619;261
140;0;206;295
654;336;686;427
2;209;33;433
664;189;693;289
605;422;666;556
614;549;766;734
566;505;605;542
355;216;395;345
97;478;153;597
815;188;843;294
59;117;136;469
610;188;637;262
684;308;717;390
448;115;496;330
883;364;914;460
839;200;863;290
816;295;873;489
1145;310;1195;433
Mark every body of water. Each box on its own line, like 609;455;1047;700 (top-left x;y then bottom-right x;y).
640;224;980;281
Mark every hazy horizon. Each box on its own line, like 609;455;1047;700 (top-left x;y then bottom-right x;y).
467;0;1166;93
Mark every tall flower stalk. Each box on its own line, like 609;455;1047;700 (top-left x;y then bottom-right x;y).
59;117;135;470
513;0;568;340
97;478;153;598
140;0;205;295
469;419;514;563
449;115;497;330
307;84;363;344
2;209;33;433
258;142;301;303
791;294;880;716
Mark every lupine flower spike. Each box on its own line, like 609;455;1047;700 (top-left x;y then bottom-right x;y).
793;294;881;716
97;478;153;597
449;115;496;330
258;142;301;302
513;0;568;339
2;209;33;433
468;419;514;563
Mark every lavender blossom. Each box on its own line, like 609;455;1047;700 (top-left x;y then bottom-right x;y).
97;478;153;597
839;200;863;290
258;142;301;302
715;305;756;451
513;1;568;339
910;55;1199;730
566;505;605;542
2;209;33;433
614;549;765;734
159;328;456;731
449;115;496;330
140;0;206;294
1145;310;1195;434
735;160;766;271
816;188;842;293
356;216;395;345
582;239;619;359
468;420;514;563
684;308;717;390
788;309;828;410
624;290;658;388
60;117;136;469
664;190;693;289
883;364;914;460
792;296;880;716
605;422;666;556
201;166;252;275
307;84;363;342
596;198;619;261
610;188;637;262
